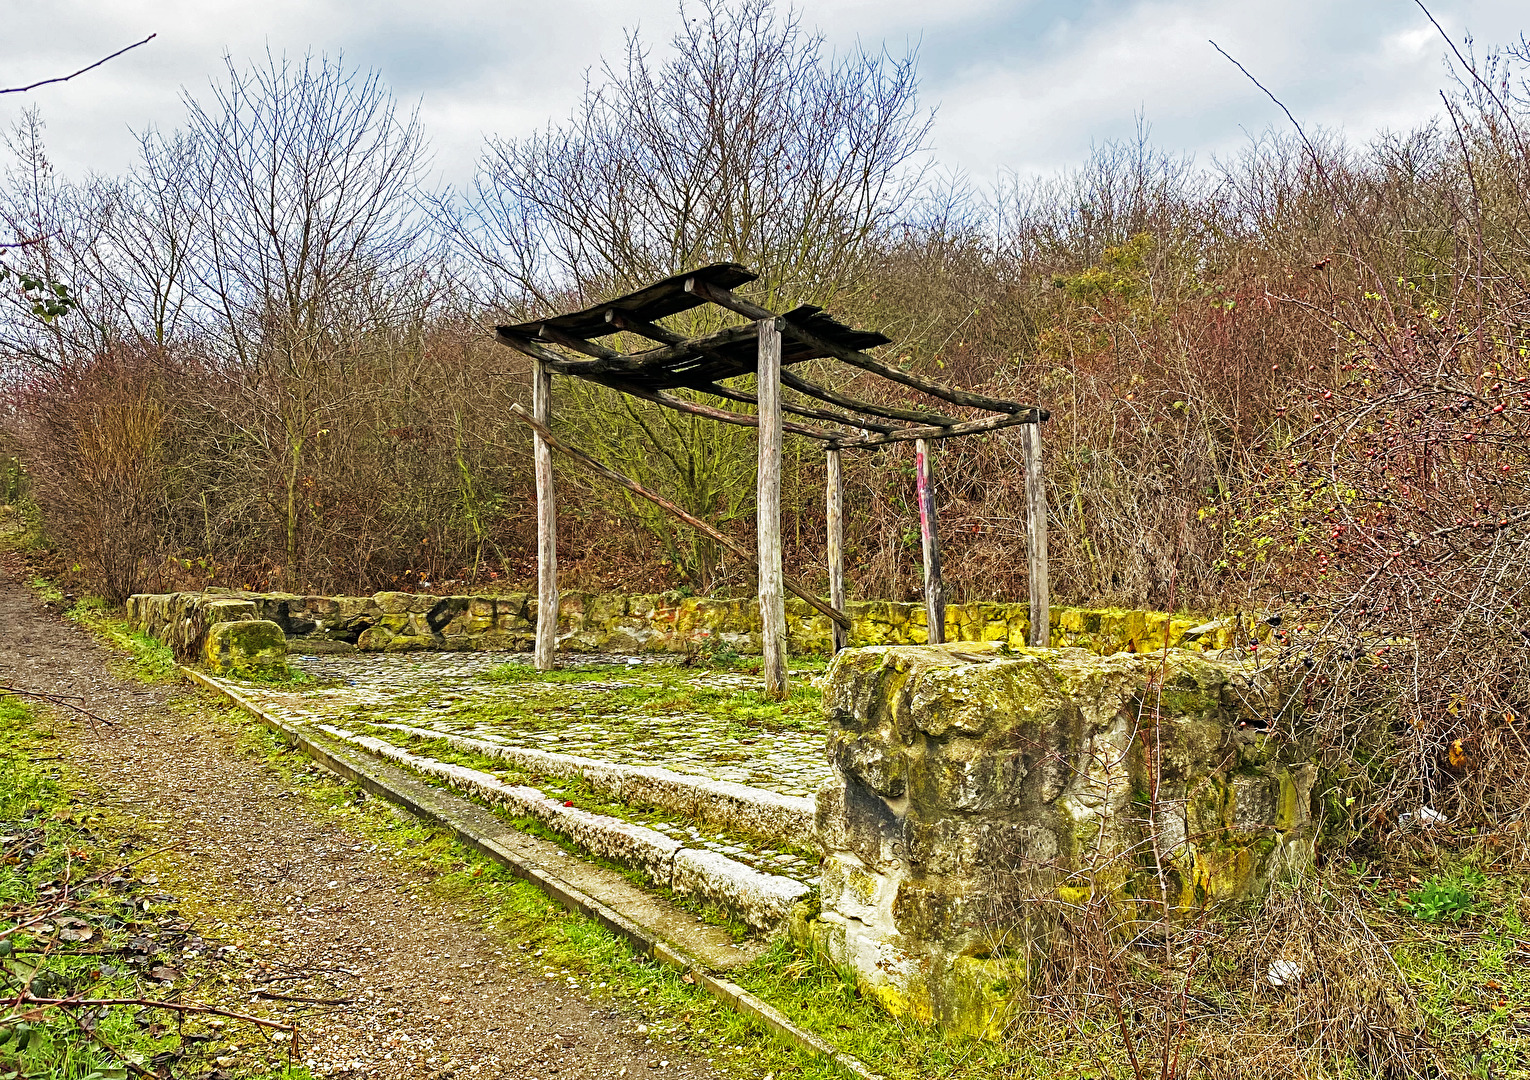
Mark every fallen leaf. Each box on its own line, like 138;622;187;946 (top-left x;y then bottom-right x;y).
56;917;94;942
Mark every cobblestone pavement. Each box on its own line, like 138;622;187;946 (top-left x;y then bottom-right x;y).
217;653;832;883
230;652;833;799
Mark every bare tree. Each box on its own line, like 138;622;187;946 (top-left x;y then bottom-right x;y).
455;0;932;587
166;52;435;576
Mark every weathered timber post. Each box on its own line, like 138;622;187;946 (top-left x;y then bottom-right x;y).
826;447;847;652
757;318;788;696
1022;420;1049;647
533;358;559;669
915;437;945;645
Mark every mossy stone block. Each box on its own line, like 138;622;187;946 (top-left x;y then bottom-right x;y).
202;619;287;676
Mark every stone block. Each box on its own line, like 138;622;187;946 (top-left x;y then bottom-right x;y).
372;591;414;615
202;619;288;676
812;642;1315;1033
354;626;393;651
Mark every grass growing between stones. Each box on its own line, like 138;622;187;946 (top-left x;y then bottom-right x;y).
464;661;825;734
0;693;315;1080
333;724;775;939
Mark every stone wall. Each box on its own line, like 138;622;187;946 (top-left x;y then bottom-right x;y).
128;588;1255;661
799;642;1315;1035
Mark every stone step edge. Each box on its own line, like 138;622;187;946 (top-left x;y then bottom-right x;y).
373;721;815;848
180;666;879;1080
314;723;809;933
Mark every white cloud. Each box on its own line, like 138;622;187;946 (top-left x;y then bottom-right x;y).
1;0;1525;195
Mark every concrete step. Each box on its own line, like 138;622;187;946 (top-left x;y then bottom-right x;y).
317;723;813;933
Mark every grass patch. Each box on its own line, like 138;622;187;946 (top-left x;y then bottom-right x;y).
0;693;313;1080
483;662;627;685
64;604;178;684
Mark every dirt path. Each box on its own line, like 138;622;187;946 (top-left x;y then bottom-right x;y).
0;563;718;1080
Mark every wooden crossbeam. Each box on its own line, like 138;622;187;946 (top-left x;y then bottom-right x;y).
604;308;686;345
499;322;764;376
602;309;899;431
601;379;842;443
780;369;959;427
691;382;898;434
833;411;1042;449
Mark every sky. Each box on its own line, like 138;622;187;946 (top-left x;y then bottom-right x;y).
1;0;1526;192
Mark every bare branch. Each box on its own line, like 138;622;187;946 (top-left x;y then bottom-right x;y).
0;35;157;95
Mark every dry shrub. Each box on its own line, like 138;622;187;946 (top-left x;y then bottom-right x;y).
992;873;1436;1080
16;347;171;602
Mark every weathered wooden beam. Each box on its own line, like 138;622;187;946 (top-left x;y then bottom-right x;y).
1022;422;1050;648
833;410;1041;449
601;379;842;442
598;310;899;432
781;369;960;427
539;323;623;360
533;360;558;670
496;329;613;377
685;277;1046;419
604;308;686;345
692;381;898;434
827;447;848;653
915;438;945;646
758;318;788;698
499;321;764;375
506;404;849;630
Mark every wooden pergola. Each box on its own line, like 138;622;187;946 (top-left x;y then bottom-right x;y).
496;263;1050;696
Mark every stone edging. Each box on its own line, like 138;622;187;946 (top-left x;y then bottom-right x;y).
179;666;881;1080
374;722;815;846
315;723;809;932
134;589;1245;663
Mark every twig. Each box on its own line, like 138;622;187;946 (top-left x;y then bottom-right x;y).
0;233;57;250
254;990;357;1005
0;35;157;95
0;685;117;728
0;838;188;943
9;991;298;1036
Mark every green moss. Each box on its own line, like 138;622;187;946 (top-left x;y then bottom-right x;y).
202;619;288;676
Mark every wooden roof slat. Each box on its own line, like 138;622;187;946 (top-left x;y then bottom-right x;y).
685;276;1046;419
507;263;758;342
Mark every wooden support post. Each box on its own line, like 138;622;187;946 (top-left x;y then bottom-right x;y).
758;318;788;697
533;359;558;670
915;438;945;645
826;448;847;653
507;404;848;629
1022;421;1050;648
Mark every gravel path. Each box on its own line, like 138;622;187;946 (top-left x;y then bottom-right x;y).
0;558;718;1080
